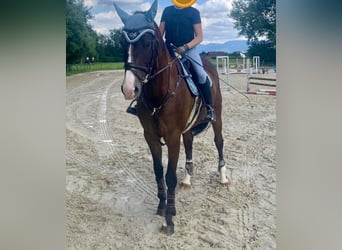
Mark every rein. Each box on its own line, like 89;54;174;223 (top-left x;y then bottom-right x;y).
141;74;182;116
139;58;182;116
149;57;178;80
125;56;178;85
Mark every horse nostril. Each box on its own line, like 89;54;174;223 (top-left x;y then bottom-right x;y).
134;86;139;94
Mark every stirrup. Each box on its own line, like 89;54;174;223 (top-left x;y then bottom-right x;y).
126;106;138;116
126;100;138;116
203;105;216;122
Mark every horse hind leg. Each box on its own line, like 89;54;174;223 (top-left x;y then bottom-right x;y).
212;116;230;186
218;159;229;186
181;160;193;188
180;132;194;188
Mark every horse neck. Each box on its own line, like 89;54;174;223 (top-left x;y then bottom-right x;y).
148;40;177;102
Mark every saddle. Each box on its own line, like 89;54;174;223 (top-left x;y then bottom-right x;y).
126;54;212;136
178;57;213;96
177;58;212;136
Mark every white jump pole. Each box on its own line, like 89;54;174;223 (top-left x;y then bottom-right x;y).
246;58;251;73
216;56;229;75
239;52;247;72
252;56;260;74
216;56;230;90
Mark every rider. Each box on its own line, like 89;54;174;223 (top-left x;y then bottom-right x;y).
159;2;216;122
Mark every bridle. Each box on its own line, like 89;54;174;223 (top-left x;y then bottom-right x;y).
122;24;178;84
122;17;182;116
123;28;156;84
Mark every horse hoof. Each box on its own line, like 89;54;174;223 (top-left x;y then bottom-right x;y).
180;182;191;190
157;208;166;217
160;224;174;235
165;225;174;235
221;180;230;187
219;159;226;167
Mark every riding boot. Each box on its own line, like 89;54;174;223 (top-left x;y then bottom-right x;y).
198;77;216;122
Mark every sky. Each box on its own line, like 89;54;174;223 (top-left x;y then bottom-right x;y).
84;0;246;44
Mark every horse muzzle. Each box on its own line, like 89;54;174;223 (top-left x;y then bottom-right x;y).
121;70;141;100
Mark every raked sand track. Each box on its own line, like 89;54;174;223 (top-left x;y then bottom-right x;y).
66;70;276;249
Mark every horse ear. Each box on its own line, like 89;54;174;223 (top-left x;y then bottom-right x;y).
147;0;158;20
113;2;130;24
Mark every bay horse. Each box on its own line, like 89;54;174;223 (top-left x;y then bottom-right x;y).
114;0;229;235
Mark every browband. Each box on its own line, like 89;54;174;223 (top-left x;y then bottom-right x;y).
123;29;155;43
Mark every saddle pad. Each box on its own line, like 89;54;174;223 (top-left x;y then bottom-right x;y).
179;60;213;97
179;62;199;96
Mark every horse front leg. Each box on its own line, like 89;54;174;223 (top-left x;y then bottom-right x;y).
181;132;194;188
162;135;181;235
144;131;166;216
154;155;166;217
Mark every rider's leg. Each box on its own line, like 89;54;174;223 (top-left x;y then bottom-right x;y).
198;77;216;122
185;48;216;122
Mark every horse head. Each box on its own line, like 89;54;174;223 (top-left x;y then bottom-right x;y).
113;0;159;100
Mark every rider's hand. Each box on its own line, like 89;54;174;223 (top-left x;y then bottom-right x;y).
175;44;189;55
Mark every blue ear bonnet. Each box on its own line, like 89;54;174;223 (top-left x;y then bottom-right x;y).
122;12;155;43
123;12;154;31
114;0;158;43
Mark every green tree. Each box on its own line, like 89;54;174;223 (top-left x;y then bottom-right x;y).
66;0;97;64
247;40;275;65
95;29;124;62
230;0;276;64
230;0;276;46
108;29;124;61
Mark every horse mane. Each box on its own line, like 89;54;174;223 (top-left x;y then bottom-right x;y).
201;55;219;78
153;22;164;54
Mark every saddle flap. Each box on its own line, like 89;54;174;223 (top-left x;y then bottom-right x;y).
179;59;199;96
